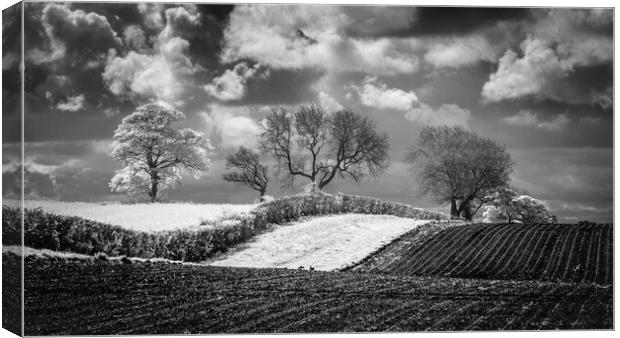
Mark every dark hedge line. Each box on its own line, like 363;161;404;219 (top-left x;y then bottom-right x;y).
3;206;269;262
2;193;447;262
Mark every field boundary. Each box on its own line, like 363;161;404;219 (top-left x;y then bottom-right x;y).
340;220;466;272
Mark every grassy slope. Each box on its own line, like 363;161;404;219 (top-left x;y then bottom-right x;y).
12;248;612;335
210;214;435;271
351;222;613;284
4;200;256;231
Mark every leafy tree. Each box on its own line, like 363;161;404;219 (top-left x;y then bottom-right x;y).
110;103;212;202
261;104;389;190
223;146;269;199
406;125;514;220
484;187;556;224
486;187;521;223
512;195;553;223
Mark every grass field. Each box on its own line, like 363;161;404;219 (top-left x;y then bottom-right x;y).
8;248;612;335
210;214;441;270
350;222;613;285
4;200;256;231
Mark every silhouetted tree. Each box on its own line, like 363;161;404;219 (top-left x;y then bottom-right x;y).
261;104;389;190
223;146;269;199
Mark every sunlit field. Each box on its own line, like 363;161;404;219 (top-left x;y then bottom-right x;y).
210;214;441;271
4;200;257;232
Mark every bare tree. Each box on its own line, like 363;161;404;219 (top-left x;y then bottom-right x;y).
260;104;389;190
223;146;269;199
406;125;513;220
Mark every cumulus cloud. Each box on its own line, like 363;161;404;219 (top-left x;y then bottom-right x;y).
123;25;147;51
56;94;85;112
137;3;164;30
158;5;201;43
352;76;418;111
424;35;496;68
27;3;122;65
103;5;203;106
533;9;612;67
405;103;472;127
204;63;263;101
220;5;419;75
103;43;197;106
481;38;572;103
482;9;612;104
503;110;570;131
200;105;263;150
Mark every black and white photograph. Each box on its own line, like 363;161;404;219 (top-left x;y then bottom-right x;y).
1;1;615;335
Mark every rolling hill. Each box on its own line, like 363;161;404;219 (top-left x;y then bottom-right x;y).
349;222;613;285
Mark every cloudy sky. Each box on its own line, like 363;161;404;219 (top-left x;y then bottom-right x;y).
2;3;613;222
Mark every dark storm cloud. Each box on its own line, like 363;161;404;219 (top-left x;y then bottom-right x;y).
3;3;22;119
23;2;124;114
38;3;122;58
410;7;531;36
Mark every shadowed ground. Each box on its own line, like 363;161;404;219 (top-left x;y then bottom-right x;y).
11;249;612;335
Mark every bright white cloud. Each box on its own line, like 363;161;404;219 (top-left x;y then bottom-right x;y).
503;110;570;131
218;116;262;150
482;9;612;104
200;105;263;150
353;76;418;111
103;38;200;106
137;3;164;30
56;94;85;112
481;38;572;103
405;103;472;127
103;5;203;106
220;5;419;75
204;63;262;101
424;35;496;68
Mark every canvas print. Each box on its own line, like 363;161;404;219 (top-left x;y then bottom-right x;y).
1;2;614;335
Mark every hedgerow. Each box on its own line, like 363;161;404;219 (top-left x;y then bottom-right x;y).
2;206;271;262
2;192;446;262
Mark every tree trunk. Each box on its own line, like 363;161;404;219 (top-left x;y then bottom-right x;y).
460;200;473;221
450;199;459;219
150;172;159;203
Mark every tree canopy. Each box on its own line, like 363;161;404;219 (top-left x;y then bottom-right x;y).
109;103;212;202
260;104;389;190
406;125;514;220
